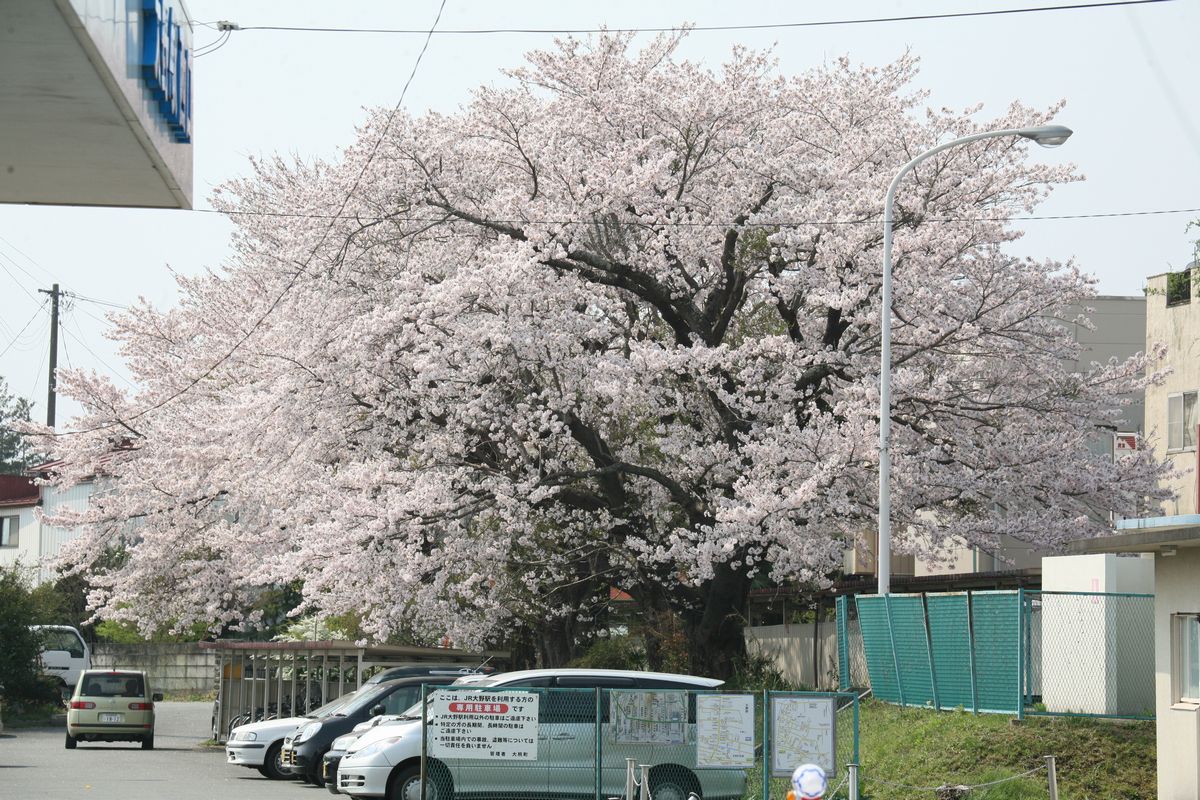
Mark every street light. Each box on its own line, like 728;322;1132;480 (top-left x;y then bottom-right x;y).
876;124;1073;596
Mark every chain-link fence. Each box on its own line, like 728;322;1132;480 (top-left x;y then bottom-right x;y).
417;685;861;800
1022;590;1154;719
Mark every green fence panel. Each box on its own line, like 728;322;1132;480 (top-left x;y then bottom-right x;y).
854;595;901;704
836;595;850;691
887;594;936;707
969;591;1021;714
926;593;976;711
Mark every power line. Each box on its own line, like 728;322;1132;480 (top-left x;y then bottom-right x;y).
0;233;57;282
64;291;130;311
0;299;49;361
208;0;1172;37
192;204;1200;226
63;310;134;388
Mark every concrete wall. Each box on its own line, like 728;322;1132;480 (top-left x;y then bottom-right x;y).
1145;272;1200;517
744;622;840;690
1155;547;1200;800
92;643;217;696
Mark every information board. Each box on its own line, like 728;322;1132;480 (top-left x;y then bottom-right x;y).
770;696;836;775
696;694;755;768
609;690;687;744
428;690;539;760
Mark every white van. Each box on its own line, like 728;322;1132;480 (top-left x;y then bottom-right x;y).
32;625;91;695
336;668;747;800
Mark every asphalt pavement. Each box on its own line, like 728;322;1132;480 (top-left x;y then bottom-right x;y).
0;701;325;800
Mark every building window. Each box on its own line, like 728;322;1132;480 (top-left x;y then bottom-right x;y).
0;515;17;547
1176;614;1200;704
1167;269;1193;306
1168;391;1199;452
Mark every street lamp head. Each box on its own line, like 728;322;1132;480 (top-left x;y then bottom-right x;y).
1017;124;1073;148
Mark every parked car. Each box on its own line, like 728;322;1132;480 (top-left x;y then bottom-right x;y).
32;625;91;699
336;668;746;800
65;670;161;750
227;693;358;780
363;665;495;685
322;673;498;795
282;675;460;786
226;666;493;781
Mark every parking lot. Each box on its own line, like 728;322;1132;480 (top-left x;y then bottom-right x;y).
0;702;319;800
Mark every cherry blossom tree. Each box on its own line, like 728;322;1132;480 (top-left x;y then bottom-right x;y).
32;33;1170;677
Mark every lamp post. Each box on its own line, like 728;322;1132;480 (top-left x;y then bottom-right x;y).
876;124;1073;596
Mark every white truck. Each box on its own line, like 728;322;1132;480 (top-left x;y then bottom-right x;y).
32;625;91;697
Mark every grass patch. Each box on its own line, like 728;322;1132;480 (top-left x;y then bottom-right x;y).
853;699;1155;799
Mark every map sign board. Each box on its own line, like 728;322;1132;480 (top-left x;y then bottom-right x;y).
428;690;539;760
770;696;836;775
696;694;755;768
609;690;687;744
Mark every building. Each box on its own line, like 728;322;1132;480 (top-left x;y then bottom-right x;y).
1144;263;1199;517
0;474;40;576
0;466;95;584
0;0;194;208
1067;524;1200;800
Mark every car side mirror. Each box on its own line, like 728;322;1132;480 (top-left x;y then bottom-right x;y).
370;704;385;717
152;693;164;702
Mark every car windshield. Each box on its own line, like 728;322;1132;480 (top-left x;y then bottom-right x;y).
331;685;389;716
305;692;357;718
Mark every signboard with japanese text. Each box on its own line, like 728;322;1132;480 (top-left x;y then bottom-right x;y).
428;690;539;760
770;696;836;775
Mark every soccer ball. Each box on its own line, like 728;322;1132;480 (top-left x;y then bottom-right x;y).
791;763;828;799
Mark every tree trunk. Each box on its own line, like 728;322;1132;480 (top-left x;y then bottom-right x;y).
679;563;750;680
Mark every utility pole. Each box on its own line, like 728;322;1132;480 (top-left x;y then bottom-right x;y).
37;283;60;427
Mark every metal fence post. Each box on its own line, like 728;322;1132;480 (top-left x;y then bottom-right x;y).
1045;755;1058;800
1017;588;1025;720
419;683;428;800
762;690;771;800
921;593;940;710
626;758;636;800
595;687;602;800
847;763;859;800
966;591;979;714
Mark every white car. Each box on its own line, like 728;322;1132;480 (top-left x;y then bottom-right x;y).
226;694;357;780
337;668;746;800
33;625;91;698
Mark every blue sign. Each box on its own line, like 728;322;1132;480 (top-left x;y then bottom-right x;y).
139;0;192;144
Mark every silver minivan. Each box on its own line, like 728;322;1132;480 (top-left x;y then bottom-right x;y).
336;668;747;800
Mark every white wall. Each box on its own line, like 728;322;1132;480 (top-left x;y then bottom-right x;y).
1155;547;1200;800
0;504;41;579
37;479;95;583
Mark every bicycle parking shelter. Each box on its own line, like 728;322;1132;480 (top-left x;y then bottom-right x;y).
202;639;507;741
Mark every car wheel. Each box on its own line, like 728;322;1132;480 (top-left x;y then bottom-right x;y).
142;733;154;750
308;761;327;788
258;742;288;780
650;768;700;800
65;732;77;750
388;764;453;800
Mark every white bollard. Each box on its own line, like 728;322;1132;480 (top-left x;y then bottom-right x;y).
638;765;651;800
848;764;859;800
625;758;637;800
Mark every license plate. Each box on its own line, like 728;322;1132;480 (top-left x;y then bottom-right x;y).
99;713;124;723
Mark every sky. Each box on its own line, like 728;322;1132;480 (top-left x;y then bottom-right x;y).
1;0;1198;426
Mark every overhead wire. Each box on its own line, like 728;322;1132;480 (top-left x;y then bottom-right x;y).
0;299;49;361
210;0;1172;36
194;30;232;58
0;233;57;282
